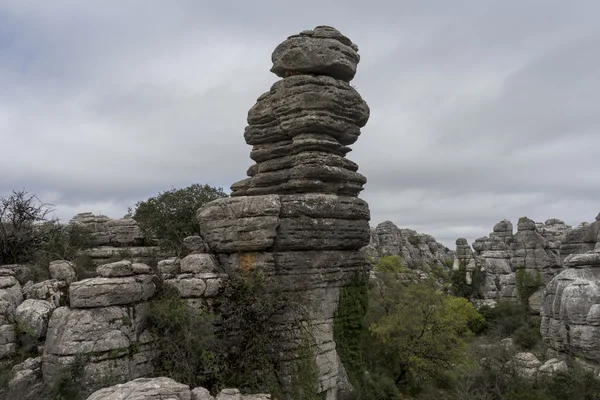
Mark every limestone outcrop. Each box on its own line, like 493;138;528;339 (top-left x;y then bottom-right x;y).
541;215;600;370
458;217;585;306
512;217;562;284
42;260;157;390
69;212;160;267
198;26;371;398
361;221;453;271
85;377;271;400
70;213;147;247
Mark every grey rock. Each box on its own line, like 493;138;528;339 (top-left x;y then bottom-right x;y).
198;195;281;253
243;75;368;147
180;254;219;274
49;260;77;283
86;377;191;400
538;358;568;375
507;352;542;379
157;257;181;277
184;236;206;253
22;279;68;307
217;389;242;400
132;263;152;275
15;299;54;339
97;260;135;277
69;275;155;308
361;221;453;271
271;26;360;82
7;356;44;399
192;387;215;400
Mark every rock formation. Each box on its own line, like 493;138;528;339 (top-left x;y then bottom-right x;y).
458;217;582;307
361;221;453;271
69;212;159;266
198;26;371;399
42;260;157;390
453;238;479;284
85;377;271;400
512;217;562;284
541;214;600;370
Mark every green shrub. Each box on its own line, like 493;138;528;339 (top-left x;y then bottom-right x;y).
374;256;405;273
131;183;227;256
44;354;87;400
147;285;221;390
449;259;486;299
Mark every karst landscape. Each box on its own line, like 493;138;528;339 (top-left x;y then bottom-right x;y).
1;23;600;400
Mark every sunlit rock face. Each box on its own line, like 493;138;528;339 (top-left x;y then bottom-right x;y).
199;26;371;399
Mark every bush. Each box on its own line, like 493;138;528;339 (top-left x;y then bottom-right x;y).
147;285;221;390
365;274;483;391
131;184;227;256
0;190;58;265
449;259;486;300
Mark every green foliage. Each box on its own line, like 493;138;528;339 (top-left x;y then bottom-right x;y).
45;354;87;400
131;184;227;255
215;270;289;396
446;356;600;400
515;269;544;308
0;190;58;264
289;329;321;400
477;300;541;350
147;285;221;390
333;273;369;387
365;269;483;392
374;255;406;273
449;259;486;299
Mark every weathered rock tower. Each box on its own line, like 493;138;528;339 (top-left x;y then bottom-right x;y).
198;26;371;398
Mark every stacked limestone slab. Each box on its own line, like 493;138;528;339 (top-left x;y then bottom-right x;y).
42;260;157;390
157;252;227;311
558;213;600;263
69;212;160;266
198;26;371;399
541;215;600;370
471;220;515;302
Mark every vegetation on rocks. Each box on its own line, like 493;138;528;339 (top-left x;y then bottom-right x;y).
130;184;227;255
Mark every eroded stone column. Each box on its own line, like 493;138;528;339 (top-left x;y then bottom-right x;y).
198;26;371;399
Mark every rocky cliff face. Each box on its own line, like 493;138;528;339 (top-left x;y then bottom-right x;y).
541;214;600;371
198;26;371;399
361;221;453;271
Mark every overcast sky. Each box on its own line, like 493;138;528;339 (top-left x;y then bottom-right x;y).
1;1;598;247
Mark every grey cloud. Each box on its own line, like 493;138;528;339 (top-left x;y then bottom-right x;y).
1;0;599;247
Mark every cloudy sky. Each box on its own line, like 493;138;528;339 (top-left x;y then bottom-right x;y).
1;1;598;247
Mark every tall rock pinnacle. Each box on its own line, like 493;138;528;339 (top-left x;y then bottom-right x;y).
199;26;370;399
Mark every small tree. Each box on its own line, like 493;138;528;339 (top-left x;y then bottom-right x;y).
0;190;58;264
365;273;483;390
130;184;228;255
